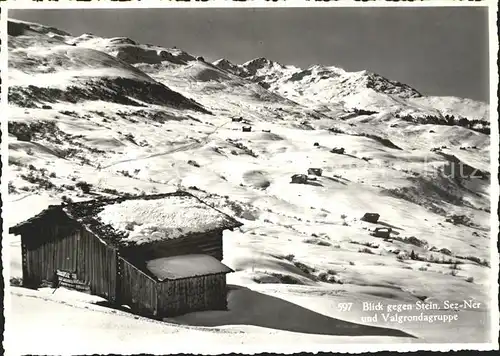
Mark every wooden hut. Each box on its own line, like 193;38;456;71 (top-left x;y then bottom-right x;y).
330;147;345;154
290;174;308;184
9;191;243;317
307;168;323;177
361;213;380;223
371;227;392;239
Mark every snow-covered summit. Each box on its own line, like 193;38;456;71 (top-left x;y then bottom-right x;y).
212;58;246;76
211;55;488;123
213;55;420;100
242;57;286;74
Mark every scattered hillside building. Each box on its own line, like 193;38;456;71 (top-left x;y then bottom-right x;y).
330;147;345;154
9;191;243;317
371;227;392;238
290;174;308;184
307;168;323;177
361;213;380;223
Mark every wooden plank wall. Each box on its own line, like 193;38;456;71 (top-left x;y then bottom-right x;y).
23;223;79;286
156;273;227;317
77;228;118;301
122;231;224;262
22;220;118;302
118;256;158;316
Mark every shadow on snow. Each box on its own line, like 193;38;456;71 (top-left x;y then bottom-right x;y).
168;285;416;338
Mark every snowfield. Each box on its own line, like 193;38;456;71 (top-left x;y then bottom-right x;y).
4;18;497;353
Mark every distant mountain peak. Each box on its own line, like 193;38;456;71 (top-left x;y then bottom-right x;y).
213;58;246;76
212;54;424;104
213;58;233;65
213;58;239;69
243;57;272;65
361;71;422;98
243;57;284;70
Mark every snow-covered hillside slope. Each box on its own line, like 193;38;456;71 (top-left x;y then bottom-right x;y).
8;19;209;113
5;18;494;351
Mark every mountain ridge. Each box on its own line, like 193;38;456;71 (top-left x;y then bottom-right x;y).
8;17;488;123
210;56;489;128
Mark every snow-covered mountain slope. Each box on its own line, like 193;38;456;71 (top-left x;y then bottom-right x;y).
8;19;209;113
213;57;490;127
5;18;494;349
409;95;490;121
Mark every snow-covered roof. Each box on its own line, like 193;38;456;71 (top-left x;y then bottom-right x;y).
96;194;241;245
145;254;233;281
10;191;242;247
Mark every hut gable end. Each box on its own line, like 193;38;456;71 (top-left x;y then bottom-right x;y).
9;206;80;244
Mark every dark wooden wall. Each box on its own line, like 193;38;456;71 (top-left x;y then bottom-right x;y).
20;210;118;301
118;256;158;316
22;222;79;286
156;273;228;317
77;228;118;301
121;230;224;262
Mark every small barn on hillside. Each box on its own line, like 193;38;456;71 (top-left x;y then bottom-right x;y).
9;191;243;317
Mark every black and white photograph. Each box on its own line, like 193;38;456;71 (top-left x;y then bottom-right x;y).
1;1;498;354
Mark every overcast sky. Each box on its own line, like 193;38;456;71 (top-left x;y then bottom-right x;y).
10;7;489;102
